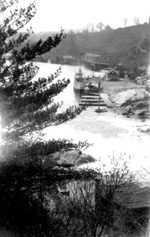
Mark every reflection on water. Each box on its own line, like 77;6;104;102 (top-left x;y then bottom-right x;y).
34;62;94;110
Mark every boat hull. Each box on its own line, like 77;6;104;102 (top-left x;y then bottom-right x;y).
74;69;102;93
74;87;84;92
74;68;86;91
73;82;86;92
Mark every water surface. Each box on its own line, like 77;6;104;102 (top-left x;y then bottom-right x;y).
34;62;93;110
33;62;150;171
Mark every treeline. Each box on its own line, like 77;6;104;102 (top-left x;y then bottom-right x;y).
27;24;150;64
0;1;149;236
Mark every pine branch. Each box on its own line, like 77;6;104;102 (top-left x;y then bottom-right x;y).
2;105;84;141
12;30;65;65
0;0;18;12
0;2;36;38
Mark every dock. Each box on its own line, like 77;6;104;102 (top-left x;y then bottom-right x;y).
79;93;107;109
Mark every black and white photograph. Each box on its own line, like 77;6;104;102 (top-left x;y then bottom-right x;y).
0;0;150;236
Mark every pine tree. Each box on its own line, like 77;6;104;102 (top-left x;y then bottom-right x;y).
0;0;82;143
0;1;86;235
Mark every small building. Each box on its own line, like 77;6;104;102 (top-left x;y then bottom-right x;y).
62;55;77;65
92;62;108;71
83;53;108;71
105;69;119;81
83;53;101;63
130;46;147;58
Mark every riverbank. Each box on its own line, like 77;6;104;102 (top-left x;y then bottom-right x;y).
41;106;150;177
31;63;150;182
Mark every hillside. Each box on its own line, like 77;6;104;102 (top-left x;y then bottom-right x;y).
49;24;150;56
26;24;150;67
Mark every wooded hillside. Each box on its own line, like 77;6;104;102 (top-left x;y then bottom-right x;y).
28;24;150;58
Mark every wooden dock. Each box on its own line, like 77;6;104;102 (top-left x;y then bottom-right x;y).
79;93;107;109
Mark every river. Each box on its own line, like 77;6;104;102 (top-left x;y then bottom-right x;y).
33;62;150;174
34;62;93;111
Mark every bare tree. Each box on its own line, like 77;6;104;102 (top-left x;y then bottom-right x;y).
133;17;140;25
123;18;128;27
84;24;90;33
96;22;104;32
54;156;135;237
86;22;95;32
83;22;95;33
90;22;95;32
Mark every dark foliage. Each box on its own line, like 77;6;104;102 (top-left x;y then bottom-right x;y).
0;1;86;236
0;0;84;143
0;154;74;236
0;2;147;237
0;138;93;236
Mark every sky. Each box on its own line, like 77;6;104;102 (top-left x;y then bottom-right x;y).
28;0;150;32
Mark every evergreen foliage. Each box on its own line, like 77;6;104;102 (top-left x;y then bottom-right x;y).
0;143;86;236
0;1;143;237
0;0;83;143
0;1;85;235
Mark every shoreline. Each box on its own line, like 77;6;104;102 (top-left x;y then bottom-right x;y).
42;107;150;175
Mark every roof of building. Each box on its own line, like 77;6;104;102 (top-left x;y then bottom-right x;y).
84;53;101;58
131;46;147;54
63;55;74;59
107;69;119;75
